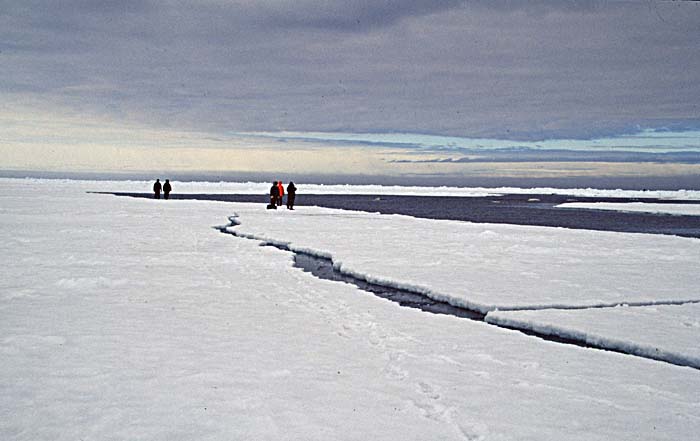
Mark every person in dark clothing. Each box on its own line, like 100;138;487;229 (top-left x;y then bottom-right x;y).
153;179;162;199
163;179;172;199
269;181;280;208
286;181;297;210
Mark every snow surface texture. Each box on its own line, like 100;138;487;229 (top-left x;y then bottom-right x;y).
2;178;700;440
5;177;700;199
228;205;700;313
557;202;700;216
486;304;700;369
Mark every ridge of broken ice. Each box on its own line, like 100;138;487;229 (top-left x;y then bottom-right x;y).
486;303;700;369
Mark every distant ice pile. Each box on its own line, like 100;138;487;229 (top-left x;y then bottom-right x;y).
6;177;700;199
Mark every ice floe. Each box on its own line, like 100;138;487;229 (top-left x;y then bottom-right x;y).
229;205;700;313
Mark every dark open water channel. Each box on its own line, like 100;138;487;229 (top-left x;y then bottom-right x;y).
109;192;700;238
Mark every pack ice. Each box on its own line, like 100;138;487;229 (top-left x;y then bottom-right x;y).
2;178;699;440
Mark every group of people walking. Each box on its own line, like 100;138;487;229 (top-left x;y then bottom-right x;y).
270;181;297;210
153;179;172;199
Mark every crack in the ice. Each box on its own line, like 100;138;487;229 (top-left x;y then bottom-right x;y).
214;216;482;320
216;214;699;371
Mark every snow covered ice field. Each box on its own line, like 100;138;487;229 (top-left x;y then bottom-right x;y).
2;178;700;440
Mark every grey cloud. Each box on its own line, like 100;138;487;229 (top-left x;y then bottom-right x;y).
467;0;610;15
2;1;700;141
71;0;153;14
388;150;700;164
256;0;467;30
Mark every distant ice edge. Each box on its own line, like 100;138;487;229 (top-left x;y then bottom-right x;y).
485;313;700;370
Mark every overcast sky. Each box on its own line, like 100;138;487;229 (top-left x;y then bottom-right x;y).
2;1;700;178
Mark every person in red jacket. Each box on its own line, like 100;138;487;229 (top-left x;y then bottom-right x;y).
277;181;284;206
